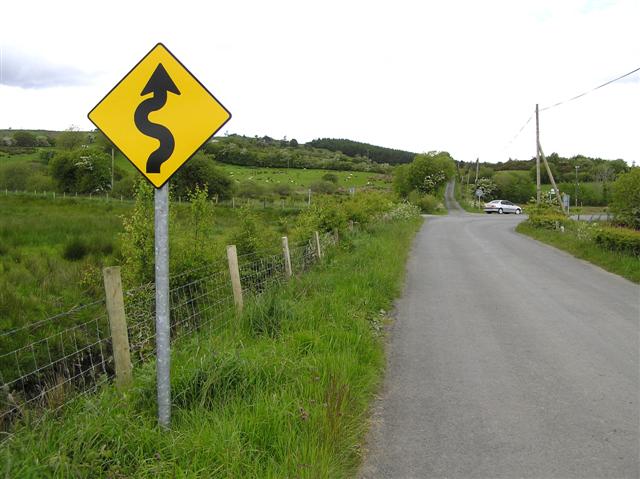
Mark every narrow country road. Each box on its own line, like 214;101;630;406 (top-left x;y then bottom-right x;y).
360;188;639;478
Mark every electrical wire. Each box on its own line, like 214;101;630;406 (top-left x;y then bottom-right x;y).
540;65;640;112
504;65;639;151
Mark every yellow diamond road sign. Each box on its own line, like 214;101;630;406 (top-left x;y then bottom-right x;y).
88;43;231;188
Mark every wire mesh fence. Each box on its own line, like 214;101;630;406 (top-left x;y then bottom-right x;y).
0;300;113;435
0;231;338;437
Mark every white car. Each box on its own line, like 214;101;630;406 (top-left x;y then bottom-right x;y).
484;199;522;215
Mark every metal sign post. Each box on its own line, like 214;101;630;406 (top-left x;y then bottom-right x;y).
154;183;170;428
88;43;231;430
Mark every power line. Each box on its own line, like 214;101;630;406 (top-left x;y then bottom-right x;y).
540;65;640;112
506;113;533;146
504;65;639;152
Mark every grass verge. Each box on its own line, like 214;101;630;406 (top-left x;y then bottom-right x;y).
1;218;422;478
516;222;639;283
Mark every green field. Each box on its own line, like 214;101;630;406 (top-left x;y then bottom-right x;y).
211;161;390;190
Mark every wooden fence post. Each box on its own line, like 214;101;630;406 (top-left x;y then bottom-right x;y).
226;245;243;313
333;228;339;244
314;231;322;260
282;236;292;278
102;267;132;391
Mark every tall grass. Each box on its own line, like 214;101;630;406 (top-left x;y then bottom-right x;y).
1;218;422;477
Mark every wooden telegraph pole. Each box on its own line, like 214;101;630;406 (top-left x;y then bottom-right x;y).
535;104;541;205
536;104;566;214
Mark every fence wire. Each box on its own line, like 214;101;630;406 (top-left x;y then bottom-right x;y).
0;233;337;437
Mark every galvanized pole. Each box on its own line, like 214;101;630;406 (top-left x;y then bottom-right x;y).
154;182;171;429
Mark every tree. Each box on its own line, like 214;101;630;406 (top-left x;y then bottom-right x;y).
12;131;38;147
529;162;559;184
610;169;640;229
393;152;456;197
321;172;339;184
57;128;86;150
171;153;234;199
494;171;535;203
49;148;111;193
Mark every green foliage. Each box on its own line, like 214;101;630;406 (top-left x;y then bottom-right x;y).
393;152;456;197
172;153;234;199
610;169;640;229
0;163;33;190
475;177;497;200
237;180;267;199
120;179;155;284
112;176;135;198
229;208;265;256
529;162;559;184
294;198;348;240
322;172;339;184
12;131;38;147
49;148;111;194
205;135;390;173
494;171;534;203
307;138;415;164
593;226;640;255
56;129;86;150
342;191;394;223
310;180;337;194
383;202;422;220
407;190;442;214
527;212;570;230
557;181;605;206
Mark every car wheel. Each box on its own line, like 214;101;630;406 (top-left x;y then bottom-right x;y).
515;208;522;215
498;208;503;214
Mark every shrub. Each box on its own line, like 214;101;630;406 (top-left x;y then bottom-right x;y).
310;180;337;194
237;180;266;199
408;190;441;214
49;149;111;193
383;202;421;221
322;173;339;184
494;171;535;204
610;169;640;229
172;153;234;199
593;226;640;255
527;213;570;230
112;176;135;198
271;183;292;197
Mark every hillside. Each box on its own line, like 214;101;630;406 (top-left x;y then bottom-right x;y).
307;138;416;164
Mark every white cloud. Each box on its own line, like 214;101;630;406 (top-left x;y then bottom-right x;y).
0;0;638;163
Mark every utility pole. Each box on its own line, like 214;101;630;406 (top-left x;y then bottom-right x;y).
111;148;115;191
575;165;580;207
536;104;541;205
474;158;479;183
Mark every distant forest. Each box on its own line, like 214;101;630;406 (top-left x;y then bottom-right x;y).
307;138;416;165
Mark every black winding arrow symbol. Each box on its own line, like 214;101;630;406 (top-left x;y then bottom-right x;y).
134;63;180;174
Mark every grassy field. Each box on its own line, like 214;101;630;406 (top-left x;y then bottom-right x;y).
212;161;390;190
0;194;296;332
516;221;639;283
1;217;422;478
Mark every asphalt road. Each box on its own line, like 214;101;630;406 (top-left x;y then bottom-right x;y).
360;198;639;478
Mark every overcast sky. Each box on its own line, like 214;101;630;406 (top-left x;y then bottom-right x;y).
1;0;638;164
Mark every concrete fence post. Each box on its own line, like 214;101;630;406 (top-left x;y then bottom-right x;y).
282;236;292;278
102;266;132;391
226;245;243;313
